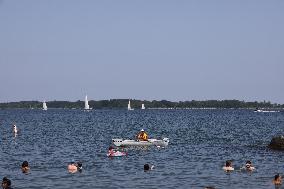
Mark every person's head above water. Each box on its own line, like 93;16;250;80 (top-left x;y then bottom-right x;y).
144;164;150;171
68;161;82;173
22;161;29;168
21;161;30;173
273;174;282;185
13;124;17;131
225;160;232;167
275;174;281;181
246;161;252;167
108;146;114;151
223;160;234;171
2;177;12;189
244;160;256;171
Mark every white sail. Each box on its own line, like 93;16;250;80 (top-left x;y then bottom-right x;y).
43;101;47;110
84;95;90;110
128;100;134;110
141;104;145;110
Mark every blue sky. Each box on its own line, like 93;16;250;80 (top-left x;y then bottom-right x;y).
0;1;283;103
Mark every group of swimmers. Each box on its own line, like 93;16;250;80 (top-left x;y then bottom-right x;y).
2;126;153;188
222;160;255;172
1;161;30;189
222;160;282;186
4;125;282;188
2;159;153;188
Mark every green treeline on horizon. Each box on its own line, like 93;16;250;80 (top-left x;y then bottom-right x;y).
0;99;283;109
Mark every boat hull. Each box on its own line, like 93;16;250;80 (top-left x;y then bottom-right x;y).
254;110;280;113
112;138;169;147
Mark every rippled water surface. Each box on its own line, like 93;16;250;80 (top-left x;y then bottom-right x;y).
1;109;284;189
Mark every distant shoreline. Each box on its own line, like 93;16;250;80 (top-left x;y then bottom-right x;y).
0;99;283;109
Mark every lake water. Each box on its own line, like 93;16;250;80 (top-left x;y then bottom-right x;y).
0;109;284;189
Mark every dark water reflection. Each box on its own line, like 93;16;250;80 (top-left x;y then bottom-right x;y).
0;109;284;189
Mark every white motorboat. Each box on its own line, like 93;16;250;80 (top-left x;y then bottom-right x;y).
254;109;279;113
112;138;169;147
141;104;145;110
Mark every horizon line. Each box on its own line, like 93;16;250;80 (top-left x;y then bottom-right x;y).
0;98;282;105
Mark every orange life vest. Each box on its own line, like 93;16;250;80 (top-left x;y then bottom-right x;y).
138;132;148;141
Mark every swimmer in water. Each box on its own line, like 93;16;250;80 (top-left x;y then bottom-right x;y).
222;160;234;172
68;161;82;173
144;164;154;171
108;146;116;157
21;161;30;174
144;164;150;171
244;160;255;171
13;124;18;134
107;146;127;157
273;174;282;185
2;177;12;189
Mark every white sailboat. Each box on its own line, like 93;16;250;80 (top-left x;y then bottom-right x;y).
128;100;134;111
43;101;47;111
84;95;92;110
141;104;145;110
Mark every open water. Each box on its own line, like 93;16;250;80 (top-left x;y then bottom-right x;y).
0;109;284;189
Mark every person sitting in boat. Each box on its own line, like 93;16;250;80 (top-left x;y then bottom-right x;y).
222;160;234;172
136;129;148;141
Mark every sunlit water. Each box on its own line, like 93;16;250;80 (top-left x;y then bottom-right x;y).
0;109;284;189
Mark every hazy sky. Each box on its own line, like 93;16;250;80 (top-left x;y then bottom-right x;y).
0;1;283;103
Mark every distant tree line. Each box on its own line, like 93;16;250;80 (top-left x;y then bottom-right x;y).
0;99;283;109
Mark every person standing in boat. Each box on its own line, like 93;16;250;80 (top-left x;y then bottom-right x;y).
136;129;148;141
